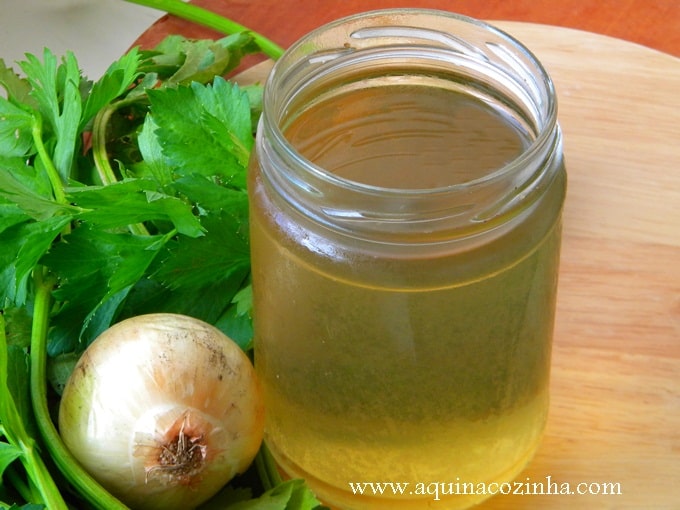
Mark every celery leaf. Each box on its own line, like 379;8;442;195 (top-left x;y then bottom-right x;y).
42;226;169;350
147;77;253;188
0;96;33;157
80;48;141;130
68;178;204;238
153;209;249;291
19;49;82;183
0;216;72;306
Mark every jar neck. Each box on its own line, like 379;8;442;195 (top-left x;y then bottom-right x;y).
256;9;562;244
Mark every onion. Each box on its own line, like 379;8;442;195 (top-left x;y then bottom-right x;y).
58;313;265;510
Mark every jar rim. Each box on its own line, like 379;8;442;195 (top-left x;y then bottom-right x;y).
261;8;559;198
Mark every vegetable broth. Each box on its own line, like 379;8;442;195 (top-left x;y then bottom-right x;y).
283;84;526;189
250;81;564;509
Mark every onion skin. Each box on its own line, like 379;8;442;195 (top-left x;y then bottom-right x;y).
58;313;265;510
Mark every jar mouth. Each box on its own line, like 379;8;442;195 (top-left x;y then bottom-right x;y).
262;8;558;197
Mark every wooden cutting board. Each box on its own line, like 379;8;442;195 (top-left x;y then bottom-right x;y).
233;22;680;509
486;23;680;510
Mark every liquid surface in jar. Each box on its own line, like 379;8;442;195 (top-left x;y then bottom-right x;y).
283;82;528;189
251;80;563;509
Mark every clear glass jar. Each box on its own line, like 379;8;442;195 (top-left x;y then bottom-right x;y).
248;9;566;509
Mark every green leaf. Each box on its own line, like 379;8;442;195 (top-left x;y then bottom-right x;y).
0;317;35;462
0;161;76;220
3;344;35;440
46;352;78;396
138;32;260;86
172;174;249;214
147;77;252;188
0;215;72;306
0;202;30;235
19;50;83;183
80;48;141;130
117;272;244;328
114;208;250;326
2;307;33;351
242;84;264;132
137;115;174;186
68;179;204;238
153;209;249;291
42;225;169;349
191;77;253;161
225;479;323;510
214;284;254;351
0;441;22;476
0;96;34;157
231;283;252;316
215;300;253;352
0;59;35;107
137;38;186;80
168;33;260;85
45;309;83;357
168;38;233;86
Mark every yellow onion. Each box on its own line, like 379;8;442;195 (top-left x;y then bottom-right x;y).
58;313;265;510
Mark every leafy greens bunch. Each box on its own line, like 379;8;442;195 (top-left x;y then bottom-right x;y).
0;3;323;509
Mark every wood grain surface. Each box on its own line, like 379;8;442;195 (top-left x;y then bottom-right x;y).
135;0;680;57
136;7;680;509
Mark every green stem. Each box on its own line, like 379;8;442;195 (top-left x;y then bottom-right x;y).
123;0;285;60
1;305;67;510
31;114;67;205
254;442;283;491
29;269;129;510
91;98;150;237
91;104;121;187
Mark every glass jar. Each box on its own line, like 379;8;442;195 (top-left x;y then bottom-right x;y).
248;9;566;510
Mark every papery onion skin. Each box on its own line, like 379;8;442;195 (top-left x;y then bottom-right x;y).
58;313;265;510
